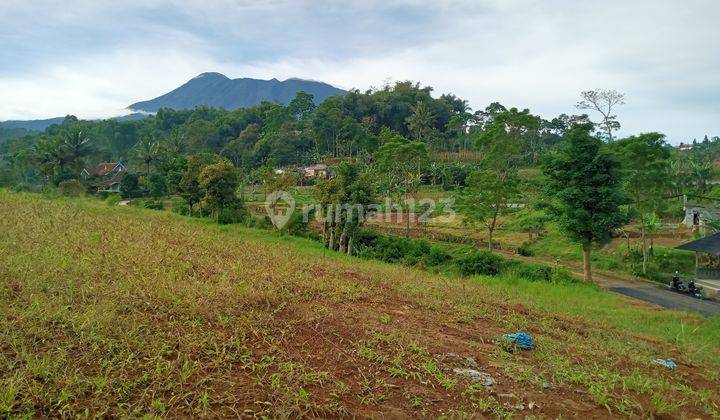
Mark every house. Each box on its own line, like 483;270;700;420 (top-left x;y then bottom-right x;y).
83;162;126;192
303;164;328;179
676;142;694;151
676;233;720;300
683;202;720;229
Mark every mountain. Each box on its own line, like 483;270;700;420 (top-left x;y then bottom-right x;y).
128;72;346;112
0;113;149;134
0;117;66;132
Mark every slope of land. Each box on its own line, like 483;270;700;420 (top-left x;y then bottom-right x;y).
128;73;346;112
0;191;718;417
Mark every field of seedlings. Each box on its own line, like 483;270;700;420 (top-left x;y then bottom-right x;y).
0;191;718;417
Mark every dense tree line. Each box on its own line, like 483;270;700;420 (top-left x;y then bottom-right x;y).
1;82;720;282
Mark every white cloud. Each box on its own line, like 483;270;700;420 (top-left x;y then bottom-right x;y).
0;0;718;142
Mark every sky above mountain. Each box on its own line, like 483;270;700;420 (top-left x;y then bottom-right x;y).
1;0;718;143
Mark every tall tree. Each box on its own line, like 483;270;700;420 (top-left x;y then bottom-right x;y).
543;123;627;281
460;108;538;250
405;100;435;142
132;135;159;174
456;170;520;250
611;132;671;273
576;89;625;141
198;159;239;219
374;131;429;237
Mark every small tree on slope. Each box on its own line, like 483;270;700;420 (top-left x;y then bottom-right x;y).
542;123;627;282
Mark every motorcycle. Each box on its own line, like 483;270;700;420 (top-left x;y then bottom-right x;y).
669;278;705;299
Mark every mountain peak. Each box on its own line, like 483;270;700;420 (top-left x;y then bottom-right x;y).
192;72;229;80
128;74;347;112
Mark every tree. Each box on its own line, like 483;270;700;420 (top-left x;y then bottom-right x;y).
457;170;520;251
146;173;168;198
120;173;141;198
288;91;316;118
543;123;627;281
405;100;435;142
374;130;429;237
132;135;159;174
611;132;671;273
459;108;538;250
314;162;376;254
198;159;239;218
179;153;222;214
576;89;625;141
60;130;93;175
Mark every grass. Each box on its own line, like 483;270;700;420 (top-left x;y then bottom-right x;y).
1;190;719;417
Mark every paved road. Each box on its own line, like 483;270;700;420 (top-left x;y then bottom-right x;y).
497;249;720;317
609;285;720;317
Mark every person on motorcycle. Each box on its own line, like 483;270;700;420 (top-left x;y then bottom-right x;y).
672;272;681;288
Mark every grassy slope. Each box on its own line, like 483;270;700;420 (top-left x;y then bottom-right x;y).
0;191;718;418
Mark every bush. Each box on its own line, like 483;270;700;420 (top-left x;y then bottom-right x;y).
550;266;578;284
143;199;164;210
517;242;534;256
105;193;122;206
455;250;504;276
245;215;274;230
217;203;248;225
171;197;191;215
58;179;85;197
424;245;451;267
504;262;553;282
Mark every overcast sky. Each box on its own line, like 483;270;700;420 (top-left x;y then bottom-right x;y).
1;0;718;143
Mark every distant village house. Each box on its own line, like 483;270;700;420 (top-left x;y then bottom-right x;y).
303;164;328;179
683;202;720;229
82;162;126;193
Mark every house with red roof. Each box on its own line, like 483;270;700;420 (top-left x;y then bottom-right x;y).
82;162;126;192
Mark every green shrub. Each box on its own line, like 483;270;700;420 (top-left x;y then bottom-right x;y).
143;200;164;210
550;266;578;283
105;194;122;206
171;198;191;215
424;245;451;267
504;262;553;282
217;203;248;225
58;180;85;197
245;215;274;230
517;242;533;256
455;250;504;276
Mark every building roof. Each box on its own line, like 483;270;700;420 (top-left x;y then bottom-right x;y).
305;164;327;170
676;232;720;255
88;162;123;177
96;171;125;187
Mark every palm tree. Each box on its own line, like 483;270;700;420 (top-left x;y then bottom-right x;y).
61;130;92;174
133;135;159;174
406;100;435;142
689;157;713;195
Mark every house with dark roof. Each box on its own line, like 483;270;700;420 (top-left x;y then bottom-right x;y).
82;162;126;192
676;233;720;299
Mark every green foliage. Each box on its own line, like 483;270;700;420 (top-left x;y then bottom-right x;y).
143;199;164;210
146;173;167;198
217;202;248;225
454;250;504;276
198;159;240;214
105;193;122;206
543;123;627;249
503;261;553;282
179;153;222;210
57;179;85;197
354;231;449;268
120;173;141;199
